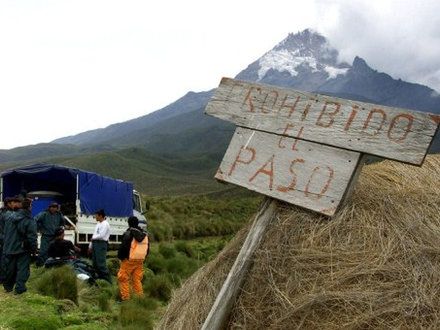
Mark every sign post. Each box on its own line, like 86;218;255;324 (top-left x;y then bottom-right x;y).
201;197;277;330
202;78;440;329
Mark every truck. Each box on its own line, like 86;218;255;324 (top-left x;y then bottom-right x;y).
0;163;147;248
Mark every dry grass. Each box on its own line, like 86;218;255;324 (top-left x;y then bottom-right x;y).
159;155;440;329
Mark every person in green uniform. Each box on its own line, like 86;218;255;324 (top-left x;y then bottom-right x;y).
3;198;37;294
34;202;65;267
0;197;15;283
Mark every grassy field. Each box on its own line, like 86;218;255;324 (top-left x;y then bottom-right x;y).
145;193;261;241
0;193;261;329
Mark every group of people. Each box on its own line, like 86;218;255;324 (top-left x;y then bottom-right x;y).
0;197;150;301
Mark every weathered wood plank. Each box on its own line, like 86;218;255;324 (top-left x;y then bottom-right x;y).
202;197;278;330
205;77;440;165
216;127;362;216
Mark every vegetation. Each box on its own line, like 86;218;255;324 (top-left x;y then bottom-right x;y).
0;193;261;329
146;194;261;241
35;265;78;304
160;155;440;329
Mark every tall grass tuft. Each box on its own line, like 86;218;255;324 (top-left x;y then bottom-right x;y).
96;279;114;312
143;273;173;302
118;297;158;329
147;195;261;241
10;314;63;330
174;241;196;258
158;243;176;258
107;258;120;276
35;265;78;304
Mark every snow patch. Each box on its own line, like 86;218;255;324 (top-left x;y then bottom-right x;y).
431;90;440;98
324;66;349;80
258;50;319;80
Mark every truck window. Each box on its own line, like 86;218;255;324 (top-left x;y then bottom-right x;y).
133;193;141;213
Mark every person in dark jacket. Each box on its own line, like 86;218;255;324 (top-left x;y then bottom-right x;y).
34;202;65;267
117;216;149;301
0;198;14;242
47;227;81;260
3;198;37;294
0;197;16;283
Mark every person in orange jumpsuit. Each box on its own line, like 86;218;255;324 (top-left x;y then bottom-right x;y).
117;216;149;301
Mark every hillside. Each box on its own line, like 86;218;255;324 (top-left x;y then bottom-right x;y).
53;148;229;196
160;154;440;329
53;90;215;146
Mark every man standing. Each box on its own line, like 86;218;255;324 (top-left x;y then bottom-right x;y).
34;202;65;267
117;216;149;301
2;198;37;294
89;209;111;283
0;197;15;283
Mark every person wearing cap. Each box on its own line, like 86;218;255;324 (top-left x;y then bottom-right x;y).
2;198;37;294
34;202;65;267
47;227;81;260
88;209;111;283
9;196;22;211
0;197;16;283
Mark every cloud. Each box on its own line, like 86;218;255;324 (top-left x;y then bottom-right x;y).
315;0;440;92
0;0;438;149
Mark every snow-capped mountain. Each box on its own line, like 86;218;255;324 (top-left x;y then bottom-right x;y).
237;29;350;91
50;29;439;154
236;29;439;112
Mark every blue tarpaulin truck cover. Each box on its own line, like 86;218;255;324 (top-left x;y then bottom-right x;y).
1;164;134;217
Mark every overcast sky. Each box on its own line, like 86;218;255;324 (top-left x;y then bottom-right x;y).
0;0;439;149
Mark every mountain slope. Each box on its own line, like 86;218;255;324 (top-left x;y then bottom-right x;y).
53;90;214;145
52;29;440;153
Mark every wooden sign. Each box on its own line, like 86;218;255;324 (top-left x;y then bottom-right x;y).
203;77;438;330
216;127;362;216
206;78;440;165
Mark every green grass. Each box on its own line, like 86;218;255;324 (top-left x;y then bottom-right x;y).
0;237;234;329
146;194;261;241
35;265;78;304
0;286;111;329
0;194;261;328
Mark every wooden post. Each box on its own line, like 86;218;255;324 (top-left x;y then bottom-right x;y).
202;197;278;330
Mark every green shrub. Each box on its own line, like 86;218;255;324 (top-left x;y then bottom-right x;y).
146;253;167;274
119;298;156;329
77;281;99;308
143;274;173;302
158;243;176;258
174;241;195;258
95;280;114;312
147;195;261;241
35;265;78;304
166;255;198;279
107;258;120;276
11;314;62;330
